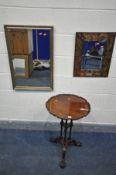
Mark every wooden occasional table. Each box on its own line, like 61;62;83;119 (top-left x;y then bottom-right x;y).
46;94;90;168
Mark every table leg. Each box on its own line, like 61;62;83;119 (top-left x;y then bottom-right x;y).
59;119;68;168
60;119;64;137
49;119;82;168
49;119;64;143
68;119;73;140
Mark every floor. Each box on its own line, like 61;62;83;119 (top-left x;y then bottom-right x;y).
16;69;51;87
0;129;116;175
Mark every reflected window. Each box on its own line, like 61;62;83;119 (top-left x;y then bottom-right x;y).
13;58;25;76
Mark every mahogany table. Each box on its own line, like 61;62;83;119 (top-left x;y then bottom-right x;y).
46;94;90;168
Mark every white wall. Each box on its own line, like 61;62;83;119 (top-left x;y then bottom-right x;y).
0;0;116;124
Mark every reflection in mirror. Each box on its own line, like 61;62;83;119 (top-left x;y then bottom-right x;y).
81;40;107;70
4;25;53;90
13;58;25;77
74;32;115;77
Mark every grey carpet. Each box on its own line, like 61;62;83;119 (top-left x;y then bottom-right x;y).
0;129;116;175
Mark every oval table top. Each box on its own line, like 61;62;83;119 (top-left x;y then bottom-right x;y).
46;94;90;120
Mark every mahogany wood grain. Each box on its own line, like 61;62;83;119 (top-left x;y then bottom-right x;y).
46;94;90;120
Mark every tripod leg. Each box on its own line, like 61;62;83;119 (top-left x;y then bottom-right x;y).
49;119;64;143
68;119;73;140
59;120;68;168
60;119;64;137
59;147;66;168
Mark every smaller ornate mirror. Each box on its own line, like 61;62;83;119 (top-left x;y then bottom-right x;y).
73;32;115;77
4;25;53;90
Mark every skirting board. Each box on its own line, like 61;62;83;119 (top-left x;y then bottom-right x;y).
0;120;116;133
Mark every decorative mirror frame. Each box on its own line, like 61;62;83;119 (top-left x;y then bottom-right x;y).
73;32;115;77
4;25;53;91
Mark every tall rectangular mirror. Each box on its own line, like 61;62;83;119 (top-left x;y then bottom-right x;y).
4;25;53;90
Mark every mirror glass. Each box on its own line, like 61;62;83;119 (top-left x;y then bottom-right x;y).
4;25;53;90
81;40;107;70
74;32;115;77
13;58;25;76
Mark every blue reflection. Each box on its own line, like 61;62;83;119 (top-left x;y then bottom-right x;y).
81;40;107;70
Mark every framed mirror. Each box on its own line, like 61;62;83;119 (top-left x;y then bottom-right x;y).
73;32;115;77
4;25;53;90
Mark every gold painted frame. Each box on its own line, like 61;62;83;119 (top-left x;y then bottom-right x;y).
4;25;53;90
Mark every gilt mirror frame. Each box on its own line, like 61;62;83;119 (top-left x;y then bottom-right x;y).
4;25;53;91
73;32;115;77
